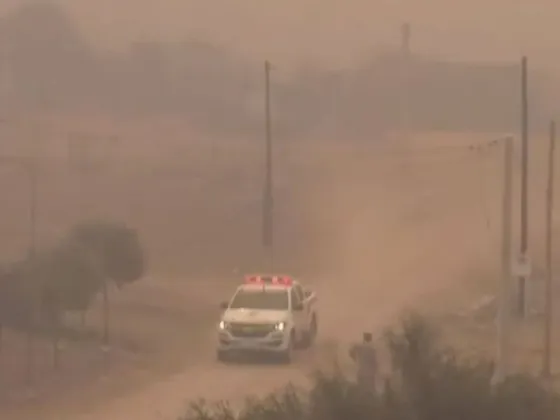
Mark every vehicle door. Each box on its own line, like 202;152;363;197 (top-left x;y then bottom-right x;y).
294;284;311;325
290;287;306;340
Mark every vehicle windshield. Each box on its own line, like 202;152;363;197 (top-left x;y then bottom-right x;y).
229;289;289;310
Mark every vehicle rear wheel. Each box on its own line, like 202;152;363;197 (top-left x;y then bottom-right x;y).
301;315;318;349
309;314;318;343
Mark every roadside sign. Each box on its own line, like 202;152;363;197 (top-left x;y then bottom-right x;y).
512;253;532;277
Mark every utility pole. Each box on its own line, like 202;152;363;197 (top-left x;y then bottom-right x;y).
401;22;411;55
25;152;38;389
543;120;556;382
400;22;411;142
518;56;529;318
102;281;110;368
262;60;274;272
29;157;37;259
493;136;514;385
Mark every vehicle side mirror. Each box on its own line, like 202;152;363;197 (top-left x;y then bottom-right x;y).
220;302;228;309
293;302;304;311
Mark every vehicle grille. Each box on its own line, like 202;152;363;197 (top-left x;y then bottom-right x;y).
230;323;275;338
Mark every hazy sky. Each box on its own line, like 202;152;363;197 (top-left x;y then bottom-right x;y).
2;0;560;69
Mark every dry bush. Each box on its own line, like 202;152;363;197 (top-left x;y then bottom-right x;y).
180;315;560;420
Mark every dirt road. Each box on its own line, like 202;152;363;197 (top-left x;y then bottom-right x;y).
3;135;500;420
62;141;497;420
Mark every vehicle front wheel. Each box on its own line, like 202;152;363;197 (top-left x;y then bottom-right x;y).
278;332;295;364
216;350;230;363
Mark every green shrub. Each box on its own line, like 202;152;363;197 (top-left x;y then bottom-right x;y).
67;220;145;287
0;220;146;331
41;239;105;312
180;315;560;420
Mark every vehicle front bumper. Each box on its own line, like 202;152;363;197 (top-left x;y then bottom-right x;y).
217;329;290;355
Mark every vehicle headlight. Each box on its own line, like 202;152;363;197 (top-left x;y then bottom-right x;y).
274;322;286;332
219;321;230;330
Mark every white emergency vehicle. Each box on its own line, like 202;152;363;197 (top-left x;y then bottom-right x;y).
217;274;318;363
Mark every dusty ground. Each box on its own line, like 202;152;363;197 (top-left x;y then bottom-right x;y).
0;116;554;419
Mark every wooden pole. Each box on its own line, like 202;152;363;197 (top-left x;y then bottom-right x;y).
262;60;274;271
543;120;556;381
52;313;60;371
25;157;38;388
102;281;110;367
518;56;529;317
400;22;411;140
493;136;514;384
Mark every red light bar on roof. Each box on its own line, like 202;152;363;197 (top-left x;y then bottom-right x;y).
245;275;259;284
244;275;293;286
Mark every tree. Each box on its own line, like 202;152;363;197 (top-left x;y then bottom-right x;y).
0;220;145;333
40;239;105;315
66;220;145;288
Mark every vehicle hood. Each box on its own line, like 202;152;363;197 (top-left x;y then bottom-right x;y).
222;308;288;324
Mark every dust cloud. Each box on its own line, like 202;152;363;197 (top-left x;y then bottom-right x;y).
0;1;555;420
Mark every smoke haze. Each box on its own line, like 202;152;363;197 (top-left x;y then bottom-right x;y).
2;0;560;68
